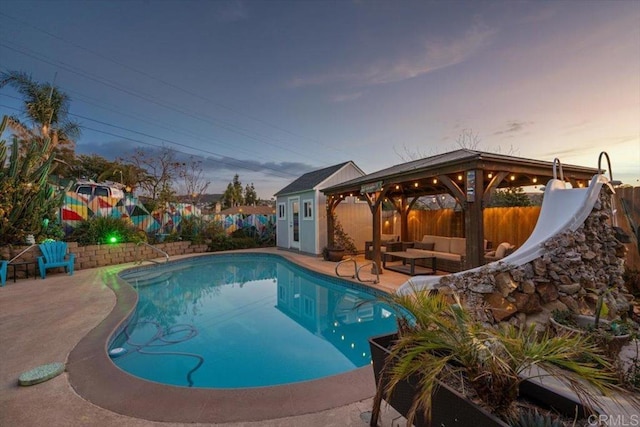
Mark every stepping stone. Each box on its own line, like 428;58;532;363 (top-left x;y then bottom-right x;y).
18;362;65;386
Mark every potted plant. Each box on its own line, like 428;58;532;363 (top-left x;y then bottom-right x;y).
323;213;357;262
550;289;638;356
369;287;637;426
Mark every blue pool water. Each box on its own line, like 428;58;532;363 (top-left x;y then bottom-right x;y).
110;253;397;388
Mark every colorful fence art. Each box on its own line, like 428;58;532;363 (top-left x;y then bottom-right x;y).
60;193;276;241
207;213;274;234
60;192;200;236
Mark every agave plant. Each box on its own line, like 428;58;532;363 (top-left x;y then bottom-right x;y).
373;286;638;425
0;115;67;245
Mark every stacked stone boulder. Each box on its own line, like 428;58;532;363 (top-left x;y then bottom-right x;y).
435;186;630;328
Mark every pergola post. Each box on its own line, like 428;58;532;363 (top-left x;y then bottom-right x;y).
372;199;382;273
464;169;485;269
326;197;341;248
398;197;410;242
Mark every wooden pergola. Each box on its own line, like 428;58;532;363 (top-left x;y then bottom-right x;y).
322;149;600;274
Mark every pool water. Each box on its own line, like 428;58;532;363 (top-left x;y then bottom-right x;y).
110;253;397;388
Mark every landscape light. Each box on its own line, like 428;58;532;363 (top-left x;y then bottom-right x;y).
108;235;119;244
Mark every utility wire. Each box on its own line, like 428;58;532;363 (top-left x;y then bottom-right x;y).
0;36;347;166
0;102;299;179
0;10;330;151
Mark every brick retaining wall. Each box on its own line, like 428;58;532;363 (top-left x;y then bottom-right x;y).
1;241;209;280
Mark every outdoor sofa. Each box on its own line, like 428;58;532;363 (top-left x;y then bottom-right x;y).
405;235;489;273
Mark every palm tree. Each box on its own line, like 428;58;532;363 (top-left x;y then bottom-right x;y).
0;70;81;150
372;288;639;425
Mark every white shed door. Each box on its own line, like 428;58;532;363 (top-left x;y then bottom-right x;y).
289;198;300;249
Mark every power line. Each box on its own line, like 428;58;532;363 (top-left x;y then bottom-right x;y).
0;101;299;179
0;10;328;149
0;41;319;164
0;22;352;166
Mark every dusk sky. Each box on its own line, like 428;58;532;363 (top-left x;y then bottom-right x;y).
1;0;639;199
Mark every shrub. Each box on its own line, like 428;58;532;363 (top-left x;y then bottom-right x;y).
207;233;257;252
68;217;144;246
179;216;203;243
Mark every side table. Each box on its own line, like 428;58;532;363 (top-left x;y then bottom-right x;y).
8;261;38;282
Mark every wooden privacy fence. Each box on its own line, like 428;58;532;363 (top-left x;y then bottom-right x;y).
383;206;542;249
618;186;640;236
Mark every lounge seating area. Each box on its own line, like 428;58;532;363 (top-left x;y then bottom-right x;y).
365;234;497;273
404;235;490;273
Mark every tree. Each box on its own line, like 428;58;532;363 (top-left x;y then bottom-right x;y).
244;182;257;206
97;162;147;194
455;128;482;149
223;174;244;208
489;186;533;207
127;147;181;201
0;70;81;151
74;154;118;181
179;156;210;204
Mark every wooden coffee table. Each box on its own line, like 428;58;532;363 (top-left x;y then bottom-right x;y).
382;251;436;276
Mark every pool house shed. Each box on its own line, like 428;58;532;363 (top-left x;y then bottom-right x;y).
274;161;368;255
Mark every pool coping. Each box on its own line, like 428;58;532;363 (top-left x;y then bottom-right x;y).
66;251;382;423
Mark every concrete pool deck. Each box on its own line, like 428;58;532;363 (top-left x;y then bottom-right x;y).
0;248;410;426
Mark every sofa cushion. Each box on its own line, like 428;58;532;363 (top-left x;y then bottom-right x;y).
413;242;435;250
449;237;466;256
421;235;451;253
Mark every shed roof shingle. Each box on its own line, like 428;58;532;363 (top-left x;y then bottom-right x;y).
274;161;353;196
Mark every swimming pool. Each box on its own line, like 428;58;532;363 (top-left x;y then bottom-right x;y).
110;253;397;388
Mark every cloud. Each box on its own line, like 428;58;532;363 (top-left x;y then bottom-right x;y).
287;22;497;89
75;140;316;180
493;120;534;136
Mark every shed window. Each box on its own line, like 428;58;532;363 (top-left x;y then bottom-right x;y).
303;199;313;220
278;203;286;220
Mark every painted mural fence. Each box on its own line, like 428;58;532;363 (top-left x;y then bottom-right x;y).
60;192;276;241
205;213;277;243
61;192;199;236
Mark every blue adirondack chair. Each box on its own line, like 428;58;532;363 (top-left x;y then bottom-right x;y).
0;260;7;286
37;242;76;279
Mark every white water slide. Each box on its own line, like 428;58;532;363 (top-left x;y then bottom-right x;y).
397;159;614;295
